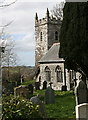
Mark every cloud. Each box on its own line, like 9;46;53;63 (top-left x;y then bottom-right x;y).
1;1;64;66
14;33;35;52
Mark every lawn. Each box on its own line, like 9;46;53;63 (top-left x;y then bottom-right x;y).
34;90;76;119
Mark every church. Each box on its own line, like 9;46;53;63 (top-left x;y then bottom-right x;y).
35;8;76;90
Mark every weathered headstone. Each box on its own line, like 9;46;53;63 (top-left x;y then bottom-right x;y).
14;85;29;98
30;94;44;114
76;103;88;120
61;85;67;91
75;79;87;105
35;82;40;90
43;81;47;90
28;84;33;94
45;86;55;104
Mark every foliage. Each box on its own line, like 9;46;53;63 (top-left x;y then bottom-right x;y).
21;80;35;86
2;95;42;120
2;66;35;94
59;2;88;77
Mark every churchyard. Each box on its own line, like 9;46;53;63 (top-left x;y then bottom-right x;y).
3;89;75;119
34;90;76;118
2;66;88;120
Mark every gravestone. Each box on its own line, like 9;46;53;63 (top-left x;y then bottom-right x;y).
28;84;33;94
45;86;55;104
61;85;67;91
75;79;87;105
14;85;29;98
76;103;88;120
43;81;47;90
30;94;44;114
35;82;40;90
21;75;24;83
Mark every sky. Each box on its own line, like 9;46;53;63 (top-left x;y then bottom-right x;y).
1;0;64;66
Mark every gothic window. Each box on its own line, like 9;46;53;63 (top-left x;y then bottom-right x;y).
40;32;42;41
55;31;58;41
55;66;62;82
45;66;51;82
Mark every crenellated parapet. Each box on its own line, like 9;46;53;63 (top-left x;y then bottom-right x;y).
35;8;61;66
35;8;61;27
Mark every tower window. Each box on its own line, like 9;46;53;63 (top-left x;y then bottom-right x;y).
40;32;42;41
55;31;58;41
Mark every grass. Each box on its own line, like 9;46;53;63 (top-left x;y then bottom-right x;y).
34;90;76;119
3;89;76;119
21;80;35;86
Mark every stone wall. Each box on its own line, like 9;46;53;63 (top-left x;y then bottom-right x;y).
36;63;65;90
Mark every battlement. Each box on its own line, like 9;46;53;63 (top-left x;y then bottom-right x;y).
35;8;61;66
35;8;61;26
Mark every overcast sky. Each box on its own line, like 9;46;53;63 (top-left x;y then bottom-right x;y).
1;0;64;66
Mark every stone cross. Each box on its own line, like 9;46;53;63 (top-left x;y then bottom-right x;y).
75;79;87;105
44;86;55;104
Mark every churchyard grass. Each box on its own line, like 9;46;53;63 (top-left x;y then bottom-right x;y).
34;90;76;118
21;79;35;86
3;90;76;119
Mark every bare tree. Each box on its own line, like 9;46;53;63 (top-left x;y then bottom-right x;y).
0;0;17;7
0;1;17;119
51;2;65;20
1;28;17;81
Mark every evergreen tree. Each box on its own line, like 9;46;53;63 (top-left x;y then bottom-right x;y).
59;2;88;77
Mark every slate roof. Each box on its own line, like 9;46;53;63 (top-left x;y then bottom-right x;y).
39;43;65;63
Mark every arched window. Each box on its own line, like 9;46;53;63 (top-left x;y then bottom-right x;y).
40;32;42;41
45;66;51;82
55;66;62;82
55;31;58;41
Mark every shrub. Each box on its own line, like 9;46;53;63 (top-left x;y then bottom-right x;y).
2;95;42;120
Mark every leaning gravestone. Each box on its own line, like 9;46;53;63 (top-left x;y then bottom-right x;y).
75;79;87;105
30;94;44;114
45;86;55;104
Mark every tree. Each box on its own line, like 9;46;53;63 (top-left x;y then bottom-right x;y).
0;1;17;119
59;2;88;79
51;1;65;20
1;29;17;81
0;0;17;7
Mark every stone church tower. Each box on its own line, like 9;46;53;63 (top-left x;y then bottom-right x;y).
35;8;61;66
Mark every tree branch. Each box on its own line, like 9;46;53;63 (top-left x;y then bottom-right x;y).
0;0;17;7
